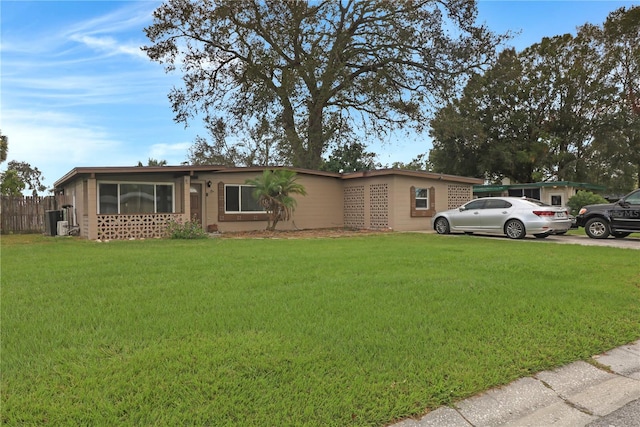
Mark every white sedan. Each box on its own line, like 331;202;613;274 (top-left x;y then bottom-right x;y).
432;197;572;239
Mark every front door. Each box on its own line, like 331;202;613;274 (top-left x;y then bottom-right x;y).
190;183;202;224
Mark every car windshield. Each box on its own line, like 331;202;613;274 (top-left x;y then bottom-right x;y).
624;191;640;204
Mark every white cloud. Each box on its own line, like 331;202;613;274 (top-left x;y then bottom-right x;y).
149;142;191;164
64;2;159;38
0;109;127;188
69;34;148;60
62;1;159;60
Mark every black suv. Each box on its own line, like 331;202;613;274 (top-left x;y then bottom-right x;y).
576;189;640;239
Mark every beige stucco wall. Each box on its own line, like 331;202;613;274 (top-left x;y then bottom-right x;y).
540;187;573;207
343;175;475;232
57;179;91;238
201;172;344;232
392;176;436;231
56;179;86;237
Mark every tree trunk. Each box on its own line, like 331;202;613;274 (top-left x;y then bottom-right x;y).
305;103;325;170
279;91;306;168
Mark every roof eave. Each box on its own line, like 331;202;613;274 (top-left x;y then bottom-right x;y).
55;166;481;188
53;165;229;188
341;168;483;184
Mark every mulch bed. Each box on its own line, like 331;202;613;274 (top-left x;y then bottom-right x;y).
215;227;392;239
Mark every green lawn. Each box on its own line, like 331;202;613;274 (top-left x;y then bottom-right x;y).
2;233;639;426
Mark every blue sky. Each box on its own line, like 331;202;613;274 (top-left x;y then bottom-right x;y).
1;0;638;193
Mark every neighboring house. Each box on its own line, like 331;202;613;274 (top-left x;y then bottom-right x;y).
473;181;606;207
52;165;482;240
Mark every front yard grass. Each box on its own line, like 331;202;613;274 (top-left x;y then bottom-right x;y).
2;233;639;426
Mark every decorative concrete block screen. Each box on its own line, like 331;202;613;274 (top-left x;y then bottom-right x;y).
447;184;472;209
344;185;365;229
369;183;389;229
96;213;185;240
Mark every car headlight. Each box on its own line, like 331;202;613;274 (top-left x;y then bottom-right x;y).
578;208;587;215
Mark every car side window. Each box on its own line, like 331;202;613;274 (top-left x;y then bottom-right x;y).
484;199;512;209
464;200;486;210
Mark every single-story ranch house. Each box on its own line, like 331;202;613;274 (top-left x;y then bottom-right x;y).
53;166;483;240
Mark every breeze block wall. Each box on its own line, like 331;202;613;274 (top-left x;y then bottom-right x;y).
344;185;365;229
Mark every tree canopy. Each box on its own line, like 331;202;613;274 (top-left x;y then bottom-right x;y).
428;6;640;192
137;158;168;166
320;141;378;173
0;170;25;197
0;132;48;197
144;0;504;169
0;130;7;164
1;161;46;197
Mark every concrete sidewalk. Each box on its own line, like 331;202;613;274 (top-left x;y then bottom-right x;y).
392;340;640;427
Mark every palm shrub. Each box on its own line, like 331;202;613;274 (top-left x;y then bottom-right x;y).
245;169;307;231
567;191;608;215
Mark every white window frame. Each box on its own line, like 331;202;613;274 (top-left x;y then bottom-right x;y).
549;193;563;206
97;181;175;214
415;187;430;210
224;184;265;213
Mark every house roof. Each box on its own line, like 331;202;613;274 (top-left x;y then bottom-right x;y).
53;165;225;188
473;181;606;193
341;168;484;184
53;165;481;188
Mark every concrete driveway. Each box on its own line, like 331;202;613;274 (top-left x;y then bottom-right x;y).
428;231;640;249
535;233;640;250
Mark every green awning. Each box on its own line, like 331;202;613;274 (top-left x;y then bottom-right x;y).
474;181;606;193
473;185;508;193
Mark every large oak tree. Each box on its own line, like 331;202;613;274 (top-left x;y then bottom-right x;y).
430;48;548;183
144;0;503;169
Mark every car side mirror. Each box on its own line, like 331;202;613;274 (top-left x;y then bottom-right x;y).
617;199;630;208
459;206;466;212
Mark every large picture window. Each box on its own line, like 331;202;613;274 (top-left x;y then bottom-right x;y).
224;185;264;213
98;182;174;214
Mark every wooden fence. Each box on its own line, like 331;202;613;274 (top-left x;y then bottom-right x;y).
1;196;58;234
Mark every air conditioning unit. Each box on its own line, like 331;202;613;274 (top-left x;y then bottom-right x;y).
57;221;69;236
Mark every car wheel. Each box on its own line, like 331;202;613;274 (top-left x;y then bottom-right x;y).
434;217;450;234
534;233;549;239
584;218;610;239
612;231;631;239
505;219;526;239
